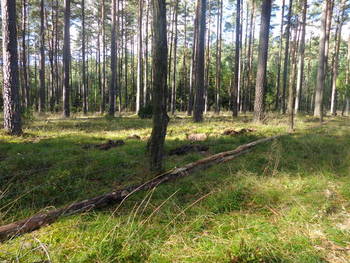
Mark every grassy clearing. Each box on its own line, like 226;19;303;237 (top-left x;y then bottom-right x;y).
0;113;350;262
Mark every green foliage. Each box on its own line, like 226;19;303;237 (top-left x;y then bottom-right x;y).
138;104;153;119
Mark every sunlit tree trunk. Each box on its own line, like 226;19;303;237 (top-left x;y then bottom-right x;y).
253;0;272;122
294;0;307;114
1;0;22;135
193;0;207;122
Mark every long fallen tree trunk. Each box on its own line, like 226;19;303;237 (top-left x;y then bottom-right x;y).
0;135;281;242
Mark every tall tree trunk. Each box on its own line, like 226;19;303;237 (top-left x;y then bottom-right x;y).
294;0;307;114
171;0;179;114
215;0;223;114
63;0;71;117
149;0;169;172
136;0;144;113
204;0;211;114
109;0;117;116
82;0;87;114
275;0;285;111
287;25;298;131
100;0;106;113
1;0;22;135
314;0;330;120
39;0;46;113
253;0;272;122
193;0;207;122
21;0;29;109
281;0;293;114
232;0;240;117
187;17;197;116
144;0;150;107
330;0;345;116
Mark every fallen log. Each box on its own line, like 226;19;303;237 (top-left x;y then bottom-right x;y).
0;135;281;242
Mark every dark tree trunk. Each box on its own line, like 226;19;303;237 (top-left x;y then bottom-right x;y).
100;0;106;113
149;0;169;172
63;0;71;117
82;0;87;114
39;0;46;112
1;0;22;135
109;0;117;116
253;0;272;122
21;0;29;109
136;0;144;113
232;0;240;117
193;0;207;122
215;0;223;114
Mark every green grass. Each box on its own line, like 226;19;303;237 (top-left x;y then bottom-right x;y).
0;112;350;262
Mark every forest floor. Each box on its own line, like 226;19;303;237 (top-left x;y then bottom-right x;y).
0;113;350;262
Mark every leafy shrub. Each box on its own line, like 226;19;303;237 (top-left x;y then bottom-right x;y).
138;104;153;119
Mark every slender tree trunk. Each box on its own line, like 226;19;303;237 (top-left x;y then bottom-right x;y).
204;0;211;114
330;0;345;116
188;4;198;116
215;0;223;114
281;0;293;114
63;0;71;117
109;0;117;116
232;0;240;117
294;0;307;114
136;0;144;113
275;0;285;111
21;0;29;109
287;25;298;131
253;0;272;122
82;0;87;114
193;0;207;122
39;0;46;113
100;0;106;113
149;0;169;172
1;0;22;135
170;0;179;114
314;0;330;120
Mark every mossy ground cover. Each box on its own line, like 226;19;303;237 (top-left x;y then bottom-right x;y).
0;113;349;262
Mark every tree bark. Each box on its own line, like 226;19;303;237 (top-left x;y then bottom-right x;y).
253;0;272;122
281;0;293;114
330;0;345;116
314;0;330;120
63;0;71;117
232;0;240;117
109;0;118;116
193;0;207;122
39;0;46;113
136;0;144;113
149;0;169;172
82;0;88;114
21;0;29;109
294;0;308;114
1;0;22;135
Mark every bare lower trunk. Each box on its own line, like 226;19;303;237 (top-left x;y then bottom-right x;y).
1;0;22;135
253;0;272;122
149;0;169;172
